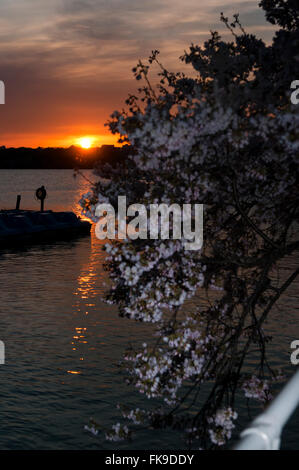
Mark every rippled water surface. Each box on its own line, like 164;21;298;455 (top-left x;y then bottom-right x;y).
0;170;298;449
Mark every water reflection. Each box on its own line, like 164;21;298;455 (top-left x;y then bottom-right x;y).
67;229;110;373
75;232;108;301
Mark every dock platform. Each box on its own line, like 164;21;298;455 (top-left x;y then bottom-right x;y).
0;210;91;248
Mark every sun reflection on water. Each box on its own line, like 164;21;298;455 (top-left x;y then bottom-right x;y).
68;230;109;372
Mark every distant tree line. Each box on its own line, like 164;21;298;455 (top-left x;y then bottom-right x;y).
0;144;130;169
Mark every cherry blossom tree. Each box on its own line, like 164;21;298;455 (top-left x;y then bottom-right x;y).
80;0;299;448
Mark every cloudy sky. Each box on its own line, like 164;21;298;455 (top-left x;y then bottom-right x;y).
0;0;276;147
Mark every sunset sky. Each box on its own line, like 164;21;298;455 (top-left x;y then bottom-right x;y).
0;0;276;148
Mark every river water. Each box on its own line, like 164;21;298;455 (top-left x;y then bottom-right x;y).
0;169;298;449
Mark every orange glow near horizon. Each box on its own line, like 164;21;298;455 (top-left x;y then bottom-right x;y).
0;132;121;149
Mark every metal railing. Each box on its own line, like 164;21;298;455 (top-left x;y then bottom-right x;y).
234;369;299;450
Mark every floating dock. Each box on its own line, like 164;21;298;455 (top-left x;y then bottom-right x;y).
0;210;91;248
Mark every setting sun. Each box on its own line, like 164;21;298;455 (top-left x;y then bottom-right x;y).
79;137;92;149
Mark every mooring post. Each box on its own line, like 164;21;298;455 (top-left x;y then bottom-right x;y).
16;194;21;210
35;186;47;212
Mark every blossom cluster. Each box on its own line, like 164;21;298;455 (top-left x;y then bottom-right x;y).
105;423;131;442
242;375;273;403
208;408;238;446
123;315;215;405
